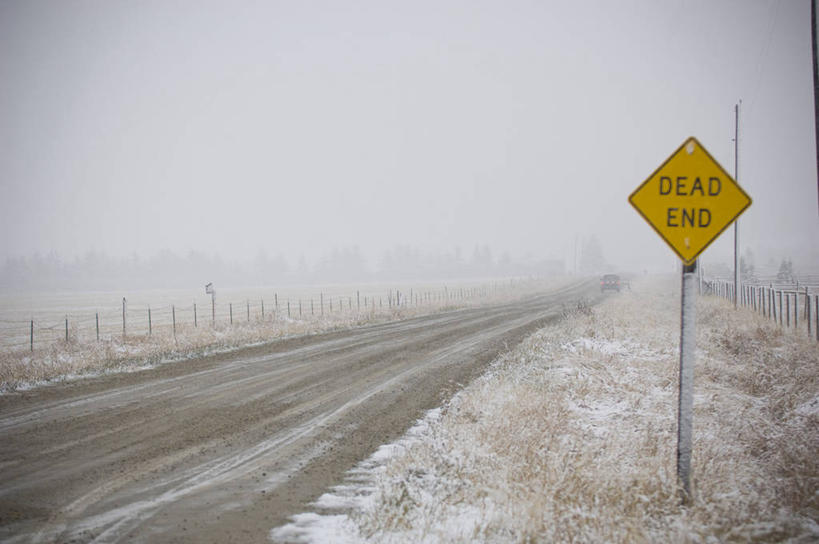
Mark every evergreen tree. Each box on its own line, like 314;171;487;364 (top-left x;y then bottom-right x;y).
776;258;795;283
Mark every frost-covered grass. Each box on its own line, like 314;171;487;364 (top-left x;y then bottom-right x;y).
273;275;819;543
0;315;345;393
0;279;568;393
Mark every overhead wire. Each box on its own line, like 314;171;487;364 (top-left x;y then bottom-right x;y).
744;0;782;120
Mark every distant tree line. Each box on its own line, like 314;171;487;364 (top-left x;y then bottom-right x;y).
707;247;818;285
0;246;566;291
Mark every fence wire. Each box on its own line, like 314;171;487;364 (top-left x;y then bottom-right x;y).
0;280;535;352
707;277;819;342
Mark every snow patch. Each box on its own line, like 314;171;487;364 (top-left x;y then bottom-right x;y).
270;408;442;543
562;336;663;360
271;513;361;544
795;395;819;418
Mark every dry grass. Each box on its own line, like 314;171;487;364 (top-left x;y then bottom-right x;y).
338;276;819;542
0;279;570;393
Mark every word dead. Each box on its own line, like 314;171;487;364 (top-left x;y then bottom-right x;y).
659;176;721;196
659;176;720;228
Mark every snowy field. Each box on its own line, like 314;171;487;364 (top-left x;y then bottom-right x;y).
0;279;525;350
0;277;569;392
272;275;819;543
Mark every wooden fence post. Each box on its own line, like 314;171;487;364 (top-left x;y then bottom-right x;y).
779;291;783;326
770;289;775;322
773;288;776;320
786;295;791;327
230;303;233;325
172;305;176;338
96;312;100;342
30;319;34;352
771;288;775;321
148;307;152;336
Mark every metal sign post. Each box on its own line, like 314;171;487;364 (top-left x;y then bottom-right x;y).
629;136;752;501
677;261;697;499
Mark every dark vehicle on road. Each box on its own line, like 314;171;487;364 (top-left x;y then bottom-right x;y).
600;274;621;292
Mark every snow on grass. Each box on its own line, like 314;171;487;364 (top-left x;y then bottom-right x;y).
0;280;571;394
271;409;443;543
271;275;819;543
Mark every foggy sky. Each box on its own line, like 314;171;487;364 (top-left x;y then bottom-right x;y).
1;0;817;277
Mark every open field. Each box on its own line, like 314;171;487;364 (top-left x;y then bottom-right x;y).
0;277;565;392
274;275;819;543
0;278;532;349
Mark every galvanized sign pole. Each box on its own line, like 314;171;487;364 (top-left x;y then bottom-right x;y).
677;260;697;500
629;136;752;502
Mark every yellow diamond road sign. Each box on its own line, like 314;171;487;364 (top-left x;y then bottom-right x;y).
629;137;752;264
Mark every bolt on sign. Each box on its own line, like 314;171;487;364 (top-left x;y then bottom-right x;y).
629;137;752;264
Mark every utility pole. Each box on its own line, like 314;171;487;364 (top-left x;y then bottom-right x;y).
734;102;740;310
813;0;819;213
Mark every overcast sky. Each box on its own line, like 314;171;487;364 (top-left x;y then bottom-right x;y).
1;0;817;274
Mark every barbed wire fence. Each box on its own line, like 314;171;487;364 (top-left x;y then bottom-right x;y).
0;278;549;354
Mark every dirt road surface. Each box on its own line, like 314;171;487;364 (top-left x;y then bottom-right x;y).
0;280;597;543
